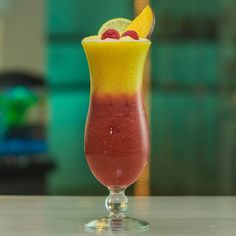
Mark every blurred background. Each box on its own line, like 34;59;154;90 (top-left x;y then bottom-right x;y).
0;0;235;196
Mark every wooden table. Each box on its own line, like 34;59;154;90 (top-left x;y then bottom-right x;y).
0;196;235;235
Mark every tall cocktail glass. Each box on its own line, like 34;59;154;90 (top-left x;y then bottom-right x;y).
82;39;151;232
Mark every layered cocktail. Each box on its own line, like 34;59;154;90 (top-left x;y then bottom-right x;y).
82;5;155;232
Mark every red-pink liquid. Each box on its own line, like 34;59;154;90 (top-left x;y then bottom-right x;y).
85;93;149;187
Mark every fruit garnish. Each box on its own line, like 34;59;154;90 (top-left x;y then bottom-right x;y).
122;30;139;40
124;5;155;38
101;29;120;40
98;18;131;35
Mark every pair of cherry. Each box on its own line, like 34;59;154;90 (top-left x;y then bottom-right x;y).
101;29;139;40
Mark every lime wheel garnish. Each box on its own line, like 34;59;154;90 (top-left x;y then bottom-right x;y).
98;18;131;35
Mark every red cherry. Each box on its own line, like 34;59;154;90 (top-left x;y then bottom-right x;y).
101;29;120;40
122;30;139;40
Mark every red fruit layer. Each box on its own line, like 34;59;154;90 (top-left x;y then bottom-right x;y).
85;93;149;187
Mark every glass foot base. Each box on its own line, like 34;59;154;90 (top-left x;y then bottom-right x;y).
85;216;149;233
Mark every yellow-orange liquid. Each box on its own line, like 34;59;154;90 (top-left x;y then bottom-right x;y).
82;39;151;95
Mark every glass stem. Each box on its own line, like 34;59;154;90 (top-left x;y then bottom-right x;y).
105;187;128;218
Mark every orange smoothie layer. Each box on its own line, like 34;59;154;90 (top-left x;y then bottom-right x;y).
82;39;151;95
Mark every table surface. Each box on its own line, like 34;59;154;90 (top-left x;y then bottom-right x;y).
0;196;235;236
